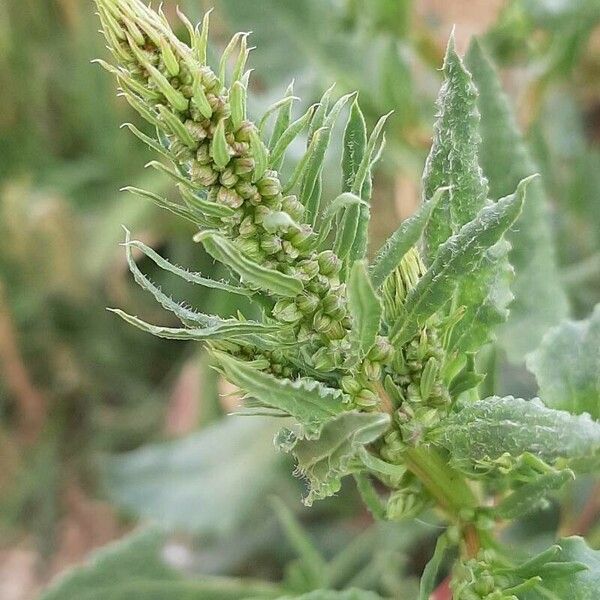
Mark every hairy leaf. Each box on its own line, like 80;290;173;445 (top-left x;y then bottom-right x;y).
103;417;285;534
195;231;303;297
437;396;600;473
466;38;568;361
212;351;348;437
419;534;448;600
390;178;530;346
422;34;488;261
527;304;600;419
291;411;390;505
347;261;382;360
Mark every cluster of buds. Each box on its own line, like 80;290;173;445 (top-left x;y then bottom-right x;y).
95;0;377;393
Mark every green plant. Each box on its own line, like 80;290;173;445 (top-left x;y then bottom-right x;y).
49;0;600;597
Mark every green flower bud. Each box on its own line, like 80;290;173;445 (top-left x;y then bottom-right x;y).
288;224;313;249
235;120;255;143
322;292;343;316
234;237;263;262
296;292;319;315
233;157;255;176
263;211;297;234
281;195;305;221
341;375;362;396
317;250;341;277
368;336;394;362
260;234;282;255
196;143;211;164
306;275;330;296
257;176;281;198
273;299;303;323
253;205;272;224
199;65;220;91
235;180;257;199
191;162;218;186
282;241;299;259
219;167;238;188
354;388;379;409
185;120;207;142
217;185;243;208
325;320;346;340
238;215;257;238
363;359;382;381
312;310;333;334
296;259;320;281
311;347;336;371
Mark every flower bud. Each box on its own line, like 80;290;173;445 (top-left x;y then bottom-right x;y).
217;185;243;208
233;157;255;176
368;336;394;363
235;120;254;142
322;293;343;316
341;375;362;396
238;215;257;238
363;359;382;381
282;241;299;259
185;120;207;142
235;180;257;199
296;292;319;315
296;259;319;281
234;237;263;262
257;176;281;198
325;320;346;340
312;310;333;334
253;205;272;224
311;347;336;371
260;234;282;255
281;195;305;221
219;167;238;188
288;224;313;249
354;388;379;409
196;143;211;165
191;162;218;186
317;250;341;277
273;299;303;323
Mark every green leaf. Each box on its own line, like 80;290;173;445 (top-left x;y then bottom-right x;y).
369;187;447;289
269;103;317;172
347;260;382;360
341;99;367;194
277;590;383;600
466;38;568;361
267;81;296;150
496;469;575;519
527;304;600;419
291;411;390;505
314;192;368;250
195;231;303;297
102;417;285;534
437;396;600;473
124;236;253;297
419;534;448;600
523;537;600;600
390;178;531;346
212;351;348;437
422;34;488;262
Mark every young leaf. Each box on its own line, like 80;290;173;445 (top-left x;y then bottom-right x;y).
419;534;449;600
390;177;531;346
269;103;317;171
347;261;382;360
527;304;600;419
436;396;600;473
369;187;447;289
422;34;488;262
212;351;348;437
466;38;569;361
194;231;303;297
291;411;390;505
341;99;367;194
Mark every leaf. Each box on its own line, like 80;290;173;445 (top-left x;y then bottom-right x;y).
267;81;296;150
291;411;390;506
466;38;568;361
527;304;600;419
212;351;348;437
195;231;303;297
436;396;600;473
523;537;600;600
390;178;531;346
314;192;368;250
341;99;367;194
369;187;446;289
102;417;285;534
419;534;448;600
422;34;488;262
347;260;382;360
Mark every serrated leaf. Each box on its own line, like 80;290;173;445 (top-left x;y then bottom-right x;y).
369;187;447;289
347;260;382;360
466;38;568;361
437;396;600;473
195;231;303;297
390;178;530;346
102;417;285;534
527;304;600;419
291;411;390;506
212;351;348;437
523;537;600;600
422;34;488;262
496;469;575;519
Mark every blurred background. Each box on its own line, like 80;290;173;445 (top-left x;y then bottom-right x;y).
1;0;599;598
